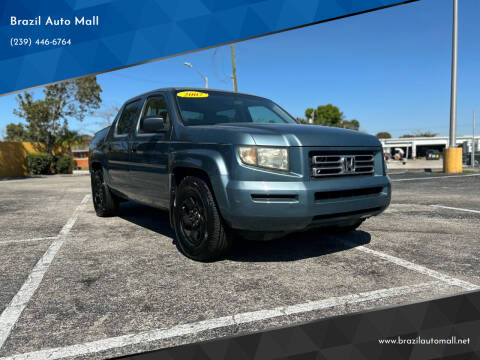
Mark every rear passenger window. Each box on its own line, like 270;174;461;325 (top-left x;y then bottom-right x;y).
116;100;141;135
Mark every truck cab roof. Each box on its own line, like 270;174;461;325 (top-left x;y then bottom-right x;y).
123;87;269;105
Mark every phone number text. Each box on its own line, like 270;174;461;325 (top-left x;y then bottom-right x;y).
10;38;72;47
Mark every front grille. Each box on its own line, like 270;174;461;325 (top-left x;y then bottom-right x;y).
315;187;383;201
251;194;298;202
310;152;375;177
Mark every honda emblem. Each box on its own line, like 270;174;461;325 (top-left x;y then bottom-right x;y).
343;156;355;173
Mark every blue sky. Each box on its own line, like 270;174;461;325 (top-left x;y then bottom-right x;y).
1;0;479;138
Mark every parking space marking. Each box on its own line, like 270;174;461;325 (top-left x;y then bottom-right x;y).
391;173;480;182
0;237;57;245
0;281;449;360
0;195;90;350
430;204;480;214
347;242;480;291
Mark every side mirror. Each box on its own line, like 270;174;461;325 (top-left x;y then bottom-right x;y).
140;116;166;133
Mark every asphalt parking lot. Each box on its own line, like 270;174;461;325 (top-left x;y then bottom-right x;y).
1;171;479;359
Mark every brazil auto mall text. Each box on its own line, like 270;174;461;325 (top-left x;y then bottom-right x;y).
10;16;99;26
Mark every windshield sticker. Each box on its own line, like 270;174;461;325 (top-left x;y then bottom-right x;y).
177;91;209;98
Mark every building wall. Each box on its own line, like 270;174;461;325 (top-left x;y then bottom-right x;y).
381;136;479;159
0;142;66;178
74;158;89;169
72;149;89;170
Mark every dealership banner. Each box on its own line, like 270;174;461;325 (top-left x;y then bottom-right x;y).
115;290;480;360
0;0;415;96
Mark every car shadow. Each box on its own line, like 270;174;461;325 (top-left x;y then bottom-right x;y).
227;230;371;262
118;201;175;239
117;201;371;262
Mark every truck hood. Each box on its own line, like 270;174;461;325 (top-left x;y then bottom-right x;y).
206;123;381;147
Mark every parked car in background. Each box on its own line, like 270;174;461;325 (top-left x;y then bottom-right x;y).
426;149;441;160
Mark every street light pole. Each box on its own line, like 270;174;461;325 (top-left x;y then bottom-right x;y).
449;0;458;149
444;0;462;173
183;62;208;89
473;110;476;167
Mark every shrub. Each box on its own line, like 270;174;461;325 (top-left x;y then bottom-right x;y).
26;153;53;175
53;154;74;174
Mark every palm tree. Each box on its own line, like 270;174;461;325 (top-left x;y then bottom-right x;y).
54;128;85;153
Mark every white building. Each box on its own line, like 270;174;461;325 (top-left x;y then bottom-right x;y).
380;135;479;159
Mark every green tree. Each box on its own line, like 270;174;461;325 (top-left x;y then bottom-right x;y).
342;119;360;131
54;128;85;151
12;76;102;154
400;131;437;138
295;117;308;124
306;104;343;127
304;104;360;130
414;131;437;137
376;132;392;139
5;122;32;142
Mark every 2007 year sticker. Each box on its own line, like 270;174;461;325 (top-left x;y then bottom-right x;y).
177;91;209;98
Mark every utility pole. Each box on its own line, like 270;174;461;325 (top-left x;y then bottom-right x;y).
230;44;238;92
445;0;462;173
473;110;476;167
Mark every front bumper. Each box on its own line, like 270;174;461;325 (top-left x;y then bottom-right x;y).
218;175;391;232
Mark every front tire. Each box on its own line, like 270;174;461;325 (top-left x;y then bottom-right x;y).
173;176;231;261
91;168;119;217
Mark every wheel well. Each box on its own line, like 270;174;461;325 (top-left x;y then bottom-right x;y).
172;167;213;188
171;167;229;229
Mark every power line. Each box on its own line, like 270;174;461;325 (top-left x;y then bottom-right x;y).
211;47;230;84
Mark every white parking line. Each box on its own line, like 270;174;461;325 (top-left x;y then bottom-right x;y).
0;195;90;350
0;237;57;245
348;242;480;291
430;204;480;214
391;173;480;182
0;281;449;360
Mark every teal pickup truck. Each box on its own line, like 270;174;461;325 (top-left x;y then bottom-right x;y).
89;88;391;261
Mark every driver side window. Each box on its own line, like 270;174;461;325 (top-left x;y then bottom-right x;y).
138;95;169;134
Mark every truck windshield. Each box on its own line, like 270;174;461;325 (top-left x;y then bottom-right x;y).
175;90;297;126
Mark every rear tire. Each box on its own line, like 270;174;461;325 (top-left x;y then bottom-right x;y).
91;168;119;217
173;176;231;261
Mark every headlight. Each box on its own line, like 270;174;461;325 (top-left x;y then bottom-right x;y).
238;146;289;171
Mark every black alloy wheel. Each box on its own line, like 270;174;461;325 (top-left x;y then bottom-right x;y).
91;168;118;217
178;195;208;247
173;176;231;261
